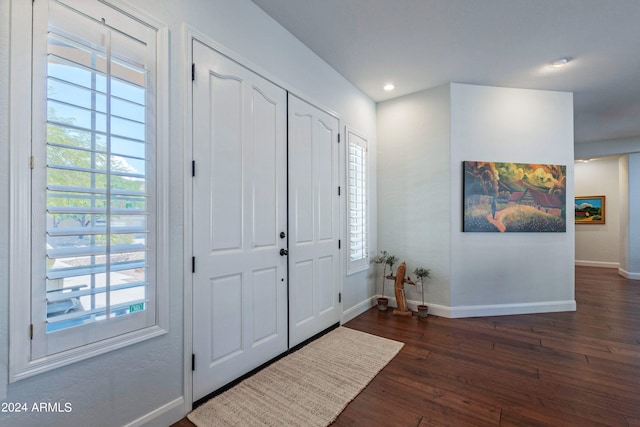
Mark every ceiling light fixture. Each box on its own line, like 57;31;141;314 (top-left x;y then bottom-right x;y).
383;83;395;91
549;56;573;68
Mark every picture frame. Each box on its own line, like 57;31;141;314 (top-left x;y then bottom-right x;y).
463;161;567;232
575;196;605;224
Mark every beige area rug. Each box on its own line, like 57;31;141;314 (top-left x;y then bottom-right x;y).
188;326;404;427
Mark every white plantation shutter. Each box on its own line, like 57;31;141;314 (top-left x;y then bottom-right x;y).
31;0;160;357
346;128;369;274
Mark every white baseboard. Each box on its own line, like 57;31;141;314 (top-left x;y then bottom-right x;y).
575;260;619;268
123;396;185;427
618;268;640;280
382;295;452;318
378;295;575;318
449;300;576;318
342;296;378;323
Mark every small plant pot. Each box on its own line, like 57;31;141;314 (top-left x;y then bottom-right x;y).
417;304;429;318
377;297;389;311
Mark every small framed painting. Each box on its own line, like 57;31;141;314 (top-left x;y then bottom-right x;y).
575;196;605;224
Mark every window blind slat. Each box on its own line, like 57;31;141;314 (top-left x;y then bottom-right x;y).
47;206;147;215
347;136;368;266
47;185;147;197
47;226;147;237
46;281;147;303
46;299;147;325
46;260;147;280
47;243;147;259
38;0;156;343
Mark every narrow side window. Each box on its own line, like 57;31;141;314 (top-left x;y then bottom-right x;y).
346;127;369;274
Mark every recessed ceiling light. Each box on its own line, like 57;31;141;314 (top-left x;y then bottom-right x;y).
383;84;395;91
549;57;573;68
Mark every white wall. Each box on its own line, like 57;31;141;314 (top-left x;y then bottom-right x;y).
574;157;620;268
0;0;377;425
575;136;640;159
376;85;451;308
450;84;575;315
619;156;630;274
378;83;576;317
617;153;640;280
625;153;640;278
0;0;10;401
574;141;640;279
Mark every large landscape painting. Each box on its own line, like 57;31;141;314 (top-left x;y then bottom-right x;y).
463;161;566;232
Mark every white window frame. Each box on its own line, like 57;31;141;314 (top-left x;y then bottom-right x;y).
9;0;169;382
346;126;369;275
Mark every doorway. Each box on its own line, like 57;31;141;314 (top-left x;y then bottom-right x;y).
191;40;341;400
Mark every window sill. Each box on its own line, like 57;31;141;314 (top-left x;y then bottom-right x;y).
347;263;370;276
10;325;167;383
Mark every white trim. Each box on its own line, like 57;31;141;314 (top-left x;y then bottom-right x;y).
10;0;170;382
618;267;640;280
13;326;167;382
182;23;195;414
345;126;370;276
185;26;345;403
154;23;171;336
122;397;185;427
381;296;575;318
448;300;576;318
347;264;370;276
405;299;452;318
342;295;378;323
575;260;619;269
8;0;36;383
383;296;452;318
185;25;342;124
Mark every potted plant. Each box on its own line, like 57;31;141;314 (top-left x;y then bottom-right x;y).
414;267;431;317
385;254;398;280
373;250;396;311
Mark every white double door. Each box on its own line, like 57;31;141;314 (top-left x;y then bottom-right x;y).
192;40;341;400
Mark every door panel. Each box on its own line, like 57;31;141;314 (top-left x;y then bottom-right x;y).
192;40;288;400
209;75;243;252
288;95;341;347
210;274;243;361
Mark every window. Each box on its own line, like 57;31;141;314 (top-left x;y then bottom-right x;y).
10;0;168;380
346;127;369;274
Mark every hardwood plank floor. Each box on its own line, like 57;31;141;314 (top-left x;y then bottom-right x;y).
172;267;640;426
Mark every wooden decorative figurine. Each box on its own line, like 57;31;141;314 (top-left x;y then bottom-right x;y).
393;262;416;317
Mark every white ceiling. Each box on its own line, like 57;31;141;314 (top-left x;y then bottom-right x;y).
250;0;640;144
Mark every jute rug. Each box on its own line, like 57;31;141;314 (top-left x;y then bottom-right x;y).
188;326;404;427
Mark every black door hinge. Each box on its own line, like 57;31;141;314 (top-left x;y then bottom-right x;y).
338;240;341;249
192;63;195;81
338;186;341;196
337;133;340;143
30;324;33;340
192;354;195;371
192;160;196;177
339;293;342;303
192;257;196;273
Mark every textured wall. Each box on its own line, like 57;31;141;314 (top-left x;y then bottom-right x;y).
449;83;575;311
377;85;452;307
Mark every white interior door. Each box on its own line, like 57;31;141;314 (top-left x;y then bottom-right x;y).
191;40;288;400
288;95;341;347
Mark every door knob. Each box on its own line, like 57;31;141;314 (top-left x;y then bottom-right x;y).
280;248;289;256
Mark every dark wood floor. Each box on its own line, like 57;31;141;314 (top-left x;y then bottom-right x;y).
173;267;640;426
